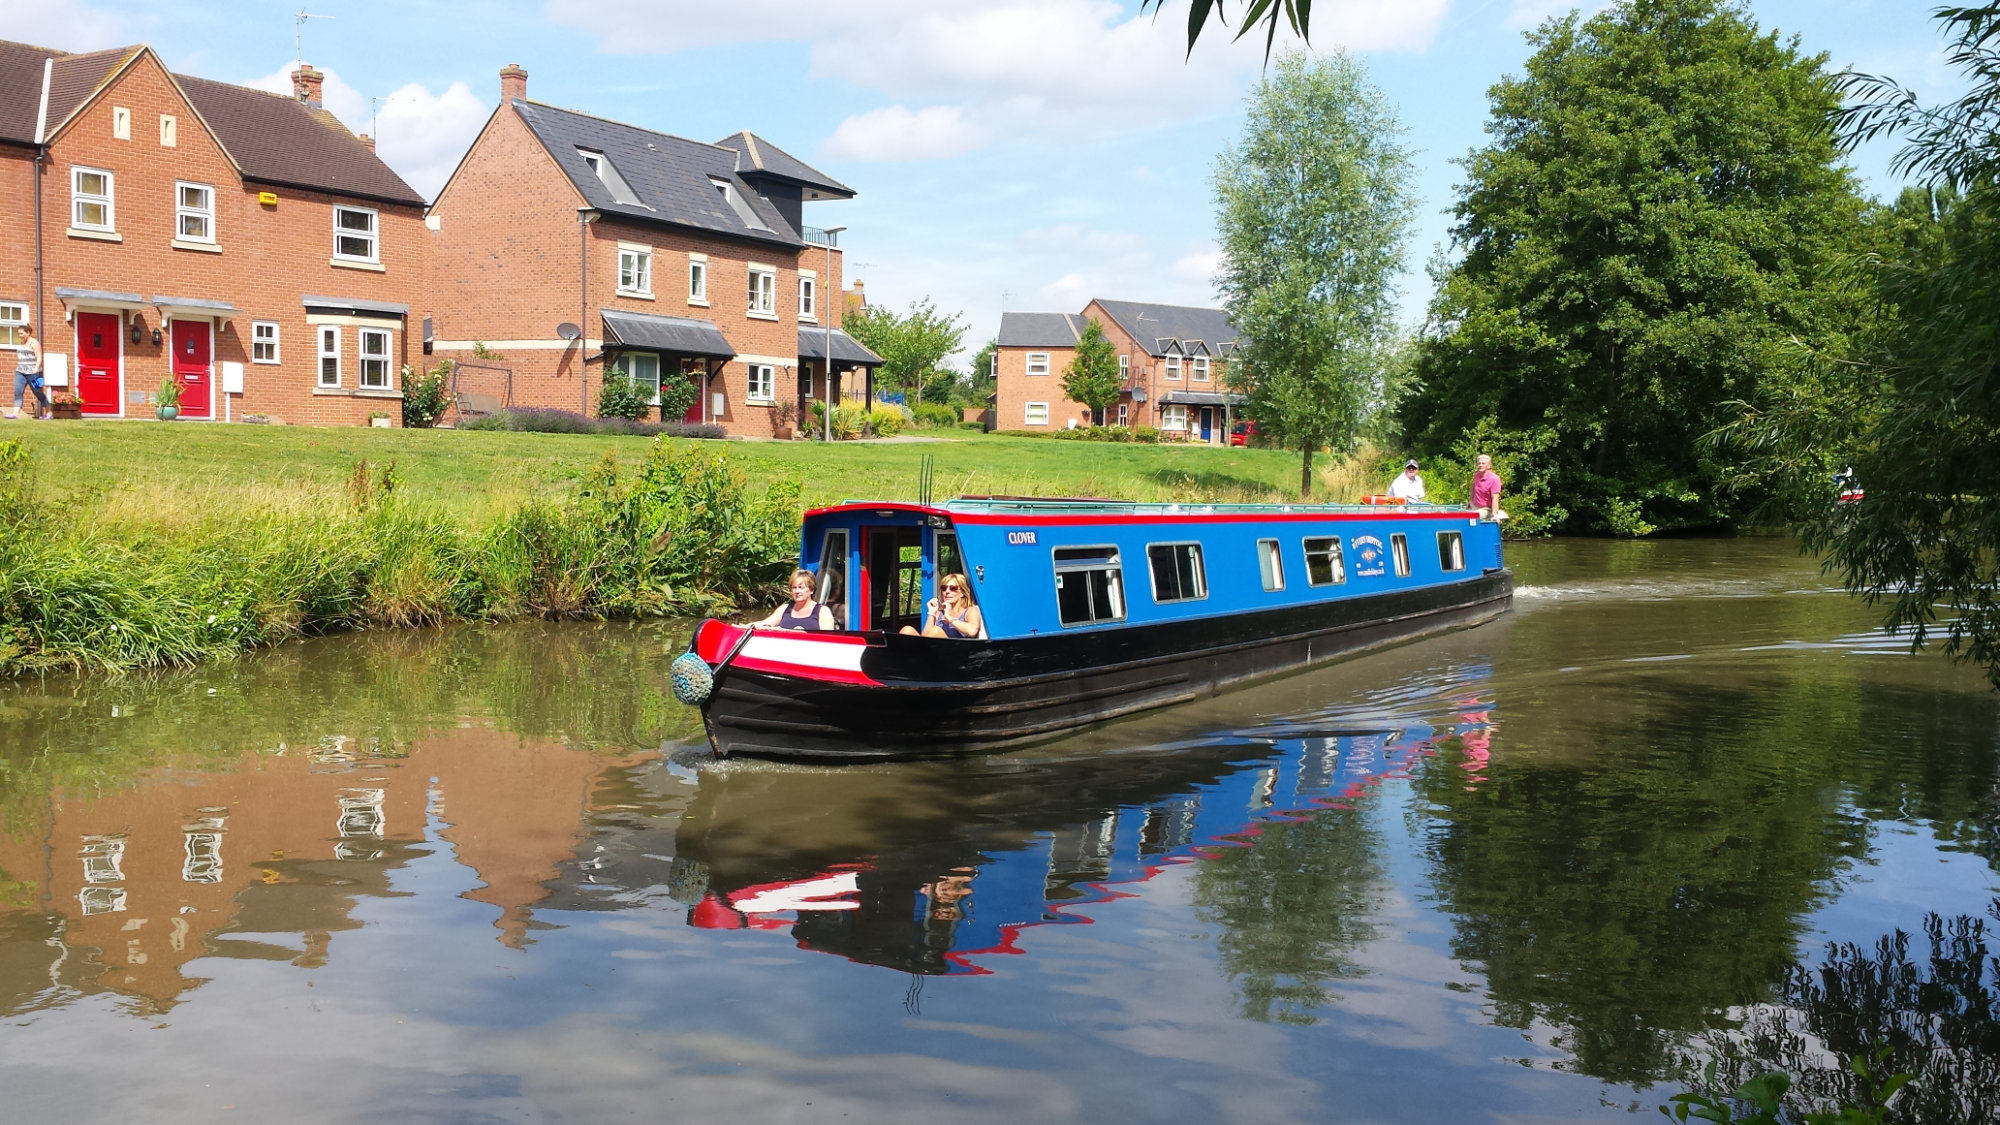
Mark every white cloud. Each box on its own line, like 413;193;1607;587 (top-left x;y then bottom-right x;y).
546;0;1448;160
0;3;127;51
824;105;986;161
1169;245;1222;289
243;64;488;199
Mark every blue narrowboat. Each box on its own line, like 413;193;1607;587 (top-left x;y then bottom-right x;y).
679;496;1511;759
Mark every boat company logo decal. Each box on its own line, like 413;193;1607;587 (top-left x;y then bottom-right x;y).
1007;530;1037;545
1351;535;1388;577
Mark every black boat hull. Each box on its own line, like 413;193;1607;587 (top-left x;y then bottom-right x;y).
701;569;1513;761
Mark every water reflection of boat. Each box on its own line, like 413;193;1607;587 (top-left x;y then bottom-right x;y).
553;703;1482;975
682;497;1511;760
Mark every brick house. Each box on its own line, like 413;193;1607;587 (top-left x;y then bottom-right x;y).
426;65;880;435
0;41;428;424
994;299;1241;442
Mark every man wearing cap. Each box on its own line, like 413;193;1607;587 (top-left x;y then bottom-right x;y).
1387;459;1426;501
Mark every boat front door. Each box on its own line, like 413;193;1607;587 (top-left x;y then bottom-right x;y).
75;311;121;415
863;526;924;634
170;320;213;419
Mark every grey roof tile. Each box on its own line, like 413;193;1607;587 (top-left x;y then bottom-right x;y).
515;101;809;249
177;73;424;206
1091;300;1238;357
0;39;60;145
997;312;1083;348
714;130;853;198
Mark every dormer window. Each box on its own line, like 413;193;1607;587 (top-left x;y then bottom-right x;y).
709;176;770;232
576;148;641;206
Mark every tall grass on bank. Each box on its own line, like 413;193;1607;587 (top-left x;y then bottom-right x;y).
0;438;799;676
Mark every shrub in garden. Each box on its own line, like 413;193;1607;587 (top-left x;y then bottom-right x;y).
868;407;906;436
911;403;960;429
597;372;652;420
401;362;453;428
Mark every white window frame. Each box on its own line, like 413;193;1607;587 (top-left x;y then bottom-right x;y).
1390;533;1412;577
358;328;393;389
1026;352;1050;376
251;320;280;364
1304;536;1347;586
1024;401;1050;426
617;244;653;297
0;302;26;348
1191;355;1210;382
1116;402;1128;426
1161;403;1187;431
1163;354;1182;380
72;166;114;231
176;181;215;244
688;254;709;305
333;205;379;263
798;269;816;322
615;352;662;406
1438;530;1466;572
318;325;341;387
1145;541;1208;604
747;265;776;318
1118;354;1129;382
746;362;775;403
1257;538;1285;591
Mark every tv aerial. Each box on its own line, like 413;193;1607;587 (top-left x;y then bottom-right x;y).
294;9;334;64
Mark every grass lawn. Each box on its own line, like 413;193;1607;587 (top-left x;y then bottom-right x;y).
9;421;1370;519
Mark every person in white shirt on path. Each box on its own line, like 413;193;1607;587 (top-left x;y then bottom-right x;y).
1387;459;1426;501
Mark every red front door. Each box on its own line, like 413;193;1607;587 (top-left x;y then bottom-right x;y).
171;320;212;419
75;311;121;415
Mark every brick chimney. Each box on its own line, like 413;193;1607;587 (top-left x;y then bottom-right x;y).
292;64;324;107
358;134;374;151
499;63;528;103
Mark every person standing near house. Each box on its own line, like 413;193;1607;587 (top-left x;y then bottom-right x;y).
1387;459;1426;500
8;322;49;420
1469;454;1505;520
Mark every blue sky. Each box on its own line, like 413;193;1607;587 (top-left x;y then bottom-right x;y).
4;0;1954;358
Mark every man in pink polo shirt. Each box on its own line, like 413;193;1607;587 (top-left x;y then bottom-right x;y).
1470;454;1504;520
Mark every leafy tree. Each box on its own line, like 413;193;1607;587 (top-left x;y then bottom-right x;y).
1143;0;1311;59
1766;4;2000;690
1062;319;1122;426
965;337;998;405
1401;0;1873;535
1214;51;1415;498
844;299;968;409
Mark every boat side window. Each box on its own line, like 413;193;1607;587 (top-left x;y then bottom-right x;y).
1390;533;1411;577
934;531;973;602
817;529;849;626
1257;538;1284;591
1437;530;1465;573
1053;546;1125;627
1147;542;1207;603
1303;537;1346;586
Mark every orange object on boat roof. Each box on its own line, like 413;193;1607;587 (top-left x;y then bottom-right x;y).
1360;495;1408;505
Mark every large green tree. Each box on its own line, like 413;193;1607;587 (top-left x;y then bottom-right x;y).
1214;51;1415;499
1768;4;2000;689
1062;319;1122;426
844;298;968;409
1401;0;1873;535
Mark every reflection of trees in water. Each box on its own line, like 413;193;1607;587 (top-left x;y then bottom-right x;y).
1411;671;2000;1085
1191;802;1383;1025
1693;902;2000;1125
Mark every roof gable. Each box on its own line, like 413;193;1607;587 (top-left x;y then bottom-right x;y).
514;102;807;248
43;45;141;141
0;39;58;145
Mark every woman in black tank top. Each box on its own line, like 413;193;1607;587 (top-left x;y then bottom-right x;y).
756;568;836;631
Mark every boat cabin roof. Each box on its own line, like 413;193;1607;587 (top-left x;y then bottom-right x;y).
804;496;1478;522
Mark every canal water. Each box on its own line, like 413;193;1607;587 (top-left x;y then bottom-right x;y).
1;538;1995;1123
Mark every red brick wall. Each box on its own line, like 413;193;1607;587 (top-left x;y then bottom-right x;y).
22;51;427;427
427;101;846;438
993;342;1085;432
0;147;36;341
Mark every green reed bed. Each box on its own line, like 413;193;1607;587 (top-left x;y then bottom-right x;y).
0;438;799;676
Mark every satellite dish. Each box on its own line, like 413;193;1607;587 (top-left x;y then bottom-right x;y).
556;322;581;340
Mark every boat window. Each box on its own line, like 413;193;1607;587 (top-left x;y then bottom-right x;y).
1390;533;1411;577
1303;537;1346;586
1054;546;1125;626
1257;539;1284;591
1147;543;1207;603
934;531;974;603
1437;530;1464;573
817;529;849;626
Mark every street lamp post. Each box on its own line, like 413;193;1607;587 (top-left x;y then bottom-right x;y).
821;225;845;443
